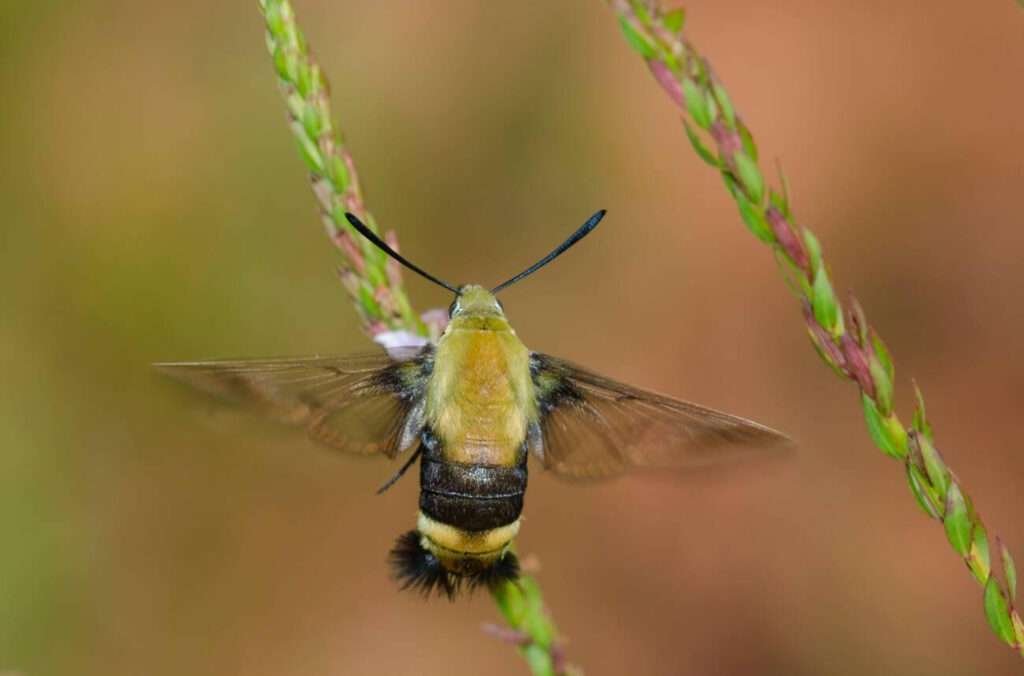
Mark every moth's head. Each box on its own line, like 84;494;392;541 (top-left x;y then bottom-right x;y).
449;285;504;320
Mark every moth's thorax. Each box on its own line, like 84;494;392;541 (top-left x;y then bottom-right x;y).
427;314;535;467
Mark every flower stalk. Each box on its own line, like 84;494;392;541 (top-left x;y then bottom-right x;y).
259;0;422;336
608;0;1024;655
257;1;570;673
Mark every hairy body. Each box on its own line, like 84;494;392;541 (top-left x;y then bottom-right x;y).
415;287;536;579
157;212;790;598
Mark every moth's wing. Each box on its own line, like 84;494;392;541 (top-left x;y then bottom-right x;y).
529;353;791;479
155;347;432;458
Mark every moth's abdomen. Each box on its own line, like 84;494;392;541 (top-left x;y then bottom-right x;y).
419;457;526;531
416;439;527;573
389;437;526;598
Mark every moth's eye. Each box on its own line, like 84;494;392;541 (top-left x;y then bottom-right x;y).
448;300;458;317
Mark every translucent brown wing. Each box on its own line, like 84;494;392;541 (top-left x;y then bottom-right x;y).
155;348;432;458
529;353;791;479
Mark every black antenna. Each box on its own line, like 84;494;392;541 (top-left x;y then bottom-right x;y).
491;209;606;294
344;213;460;294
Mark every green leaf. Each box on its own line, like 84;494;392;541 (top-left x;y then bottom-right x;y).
663;8;686;33
735;189;775;243
944;483;971;556
682;119;720;168
811;268;840;333
734;153;764;205
682;78;712;129
617;16;658;60
984;576;1017;645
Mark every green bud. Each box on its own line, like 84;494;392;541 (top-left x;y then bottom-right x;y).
912;382;934;441
861;394;906;458
272;45;293;81
984;575;1017;645
735;189;774;243
1001;541;1018;601
773;163;792;217
734;153;764;205
663;8;686;33
868;355;893;415
264;3;286;37
703;90;719;125
802;229;823;274
737;119;758;163
328;155;350;192
682;78;712;129
906;462;942;519
871;333;895;385
682;119;720;168
916;432;950;498
295;59;314;97
811;267;841;334
301;102;322;139
290;120;324;173
943;482;971;556
970;520;991;582
712;83;735;126
617;17;658;60
630;0;654;25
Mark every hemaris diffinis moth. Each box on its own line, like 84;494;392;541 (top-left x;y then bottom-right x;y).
157;210;790;599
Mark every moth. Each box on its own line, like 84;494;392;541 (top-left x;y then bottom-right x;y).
157;210;789;598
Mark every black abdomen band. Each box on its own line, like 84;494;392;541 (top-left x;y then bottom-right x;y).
419;459;526;531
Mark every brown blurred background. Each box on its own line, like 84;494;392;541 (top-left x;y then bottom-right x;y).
2;1;1023;674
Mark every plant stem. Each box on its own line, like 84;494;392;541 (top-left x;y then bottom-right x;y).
608;0;1024;656
259;0;422;336
257;1;572;673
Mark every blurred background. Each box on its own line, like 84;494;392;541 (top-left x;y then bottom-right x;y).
2;1;1023;674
